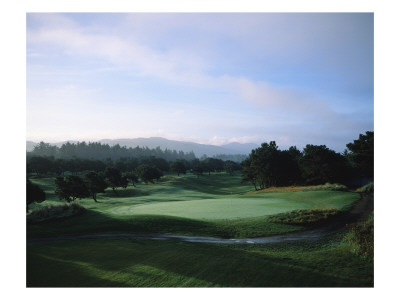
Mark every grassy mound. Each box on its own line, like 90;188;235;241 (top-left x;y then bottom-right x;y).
356;182;374;194
268;208;341;226
343;212;374;260
27;203;85;223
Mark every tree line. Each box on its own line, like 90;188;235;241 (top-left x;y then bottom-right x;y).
27;155;241;178
241;131;373;190
27;141;197;162
26;131;373;210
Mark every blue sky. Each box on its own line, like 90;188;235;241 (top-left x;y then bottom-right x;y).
26;13;374;151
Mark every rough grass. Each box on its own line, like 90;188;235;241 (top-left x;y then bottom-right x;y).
250;183;348;193
356;182;374;194
27;203;86;223
302;183;348;192
251;185;320;193
343;212;374;260
268;208;341;226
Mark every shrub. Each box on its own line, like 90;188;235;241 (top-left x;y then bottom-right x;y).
269;208;341;226
27;203;85;223
343;212;374;260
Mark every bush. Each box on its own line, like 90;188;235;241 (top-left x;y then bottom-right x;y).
343;212;374;260
27;203;85;223
269;208;341;226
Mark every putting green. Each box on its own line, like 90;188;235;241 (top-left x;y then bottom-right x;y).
108;196;353;220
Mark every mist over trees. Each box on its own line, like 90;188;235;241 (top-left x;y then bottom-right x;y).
28;141;197;162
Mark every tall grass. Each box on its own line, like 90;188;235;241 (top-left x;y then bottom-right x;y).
268;208;341;226
27;203;85;223
302;183;348;192
343;212;374;260
356;182;374;194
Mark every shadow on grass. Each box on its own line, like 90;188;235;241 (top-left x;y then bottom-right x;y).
27;238;373;287
102;187;151;198
27;209;231;239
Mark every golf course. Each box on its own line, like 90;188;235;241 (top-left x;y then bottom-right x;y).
26;172;373;287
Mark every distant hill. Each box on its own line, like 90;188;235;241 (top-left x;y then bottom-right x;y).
220;142;259;154
26;140;79;152
26;137;258;157
98;137;257;157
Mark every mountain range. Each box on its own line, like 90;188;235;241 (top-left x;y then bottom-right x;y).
26;137;259;157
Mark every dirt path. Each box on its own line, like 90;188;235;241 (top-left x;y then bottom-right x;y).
27;193;373;245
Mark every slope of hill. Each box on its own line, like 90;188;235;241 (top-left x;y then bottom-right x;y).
220;142;258;154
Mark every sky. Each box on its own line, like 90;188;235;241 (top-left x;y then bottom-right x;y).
26;12;374;152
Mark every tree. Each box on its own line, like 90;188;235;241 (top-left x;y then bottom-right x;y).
200;158;224;175
224;160;237;176
31;141;58;157
246;141;281;189
346;131;374;179
26;180;46;212
192;165;203;178
171;161;187;176
124;172;139;186
105;167;128;194
274;150;301;186
83;171;108;202
136;164;163;183
114;159;128;172
241;141;303;189
54;175;89;202
287;146;302;160
27;156;55;177
299;144;350;185
241;157;259;190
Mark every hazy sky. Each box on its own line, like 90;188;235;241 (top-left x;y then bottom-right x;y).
26;13;373;151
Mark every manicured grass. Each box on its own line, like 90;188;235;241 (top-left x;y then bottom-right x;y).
108;195;354;220
26;233;373;287
27;173;359;239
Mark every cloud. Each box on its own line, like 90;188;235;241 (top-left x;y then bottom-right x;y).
27;14;371;112
26;13;373;151
172;110;185;116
